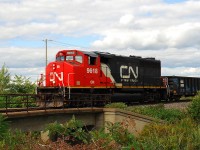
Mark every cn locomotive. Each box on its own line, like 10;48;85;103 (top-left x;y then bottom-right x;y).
37;49;200;107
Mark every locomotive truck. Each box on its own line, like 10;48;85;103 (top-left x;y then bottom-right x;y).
36;49;200;107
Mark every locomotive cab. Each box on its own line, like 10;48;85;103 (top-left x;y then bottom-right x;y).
45;50;114;89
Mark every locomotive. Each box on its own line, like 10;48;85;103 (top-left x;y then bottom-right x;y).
37;49;200;107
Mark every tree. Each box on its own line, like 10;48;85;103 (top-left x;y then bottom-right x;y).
9;75;36;94
0;64;36;94
0;64;10;94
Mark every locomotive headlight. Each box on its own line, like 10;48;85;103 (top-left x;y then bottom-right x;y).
173;90;177;94
52;64;56;70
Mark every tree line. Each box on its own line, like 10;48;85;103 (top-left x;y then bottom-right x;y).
0;64;36;94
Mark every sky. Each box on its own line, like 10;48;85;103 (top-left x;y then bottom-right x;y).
1;0;200;82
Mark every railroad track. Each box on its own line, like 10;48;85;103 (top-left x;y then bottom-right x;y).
127;99;192;112
126;99;191;106
163;100;191;111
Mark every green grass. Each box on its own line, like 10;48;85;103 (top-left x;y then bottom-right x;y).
105;103;186;123
127;104;186;123
139;118;200;150
105;102;128;109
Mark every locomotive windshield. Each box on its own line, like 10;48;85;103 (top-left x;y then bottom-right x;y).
55;51;83;64
56;55;83;64
66;55;83;63
56;56;65;61
66;56;73;61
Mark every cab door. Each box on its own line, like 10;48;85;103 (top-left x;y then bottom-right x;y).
84;55;100;87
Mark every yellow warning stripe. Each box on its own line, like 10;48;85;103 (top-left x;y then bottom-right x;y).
39;86;166;89
67;86;166;89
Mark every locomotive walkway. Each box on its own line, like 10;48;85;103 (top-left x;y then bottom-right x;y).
1;107;160;136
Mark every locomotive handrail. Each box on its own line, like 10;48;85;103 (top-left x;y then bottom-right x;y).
37;74;46;87
0;93;112;113
67;73;75;99
0;94;38;114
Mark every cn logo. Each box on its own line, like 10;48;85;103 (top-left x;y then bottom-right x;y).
120;65;138;79
50;72;63;83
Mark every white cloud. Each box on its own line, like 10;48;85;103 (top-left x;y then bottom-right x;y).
0;0;200;80
119;14;134;25
162;67;200;77
92;1;200;49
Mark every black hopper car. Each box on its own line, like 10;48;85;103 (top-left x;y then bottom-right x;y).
163;76;200;100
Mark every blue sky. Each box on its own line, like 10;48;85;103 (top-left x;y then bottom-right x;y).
1;0;200;82
2;35;98;48
164;0;187;3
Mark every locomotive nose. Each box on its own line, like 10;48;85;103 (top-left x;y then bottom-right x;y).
46;62;64;87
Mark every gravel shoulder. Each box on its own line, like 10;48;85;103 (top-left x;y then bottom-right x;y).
164;102;191;111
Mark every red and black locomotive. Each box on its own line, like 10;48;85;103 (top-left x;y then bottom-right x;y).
37;49;200;107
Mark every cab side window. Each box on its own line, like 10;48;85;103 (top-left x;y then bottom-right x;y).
75;56;83;63
88;56;96;65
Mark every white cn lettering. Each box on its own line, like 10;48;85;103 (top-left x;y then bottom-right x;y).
120;65;138;79
50;72;63;83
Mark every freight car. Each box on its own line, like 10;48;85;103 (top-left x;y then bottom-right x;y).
36;49;199;107
162;76;200;101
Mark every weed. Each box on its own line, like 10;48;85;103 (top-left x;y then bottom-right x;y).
187;91;200;123
127;104;185;123
45;115;89;145
105;102;128;109
91;120;141;150
138;118;200;150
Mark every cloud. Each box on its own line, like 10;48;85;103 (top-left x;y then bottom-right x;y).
1;0;200;81
162;67;200;77
91;1;200;50
0;46;62;67
119;14;135;25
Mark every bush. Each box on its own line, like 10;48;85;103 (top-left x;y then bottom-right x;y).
187;91;200;123
0;116;39;149
91;121;141;150
45;115;89;145
0;115;9;141
45;121;65;141
138;118;200;150
2;130;40;150
63;115;89;144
